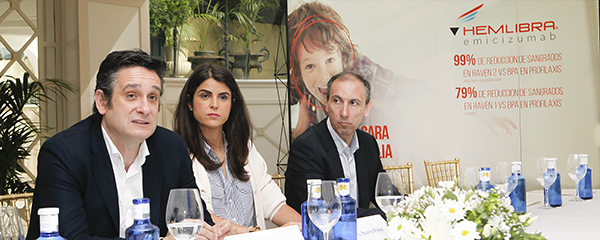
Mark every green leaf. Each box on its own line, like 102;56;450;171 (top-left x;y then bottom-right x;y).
442;190;458;201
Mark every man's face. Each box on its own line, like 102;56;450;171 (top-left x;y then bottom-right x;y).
95;66;161;145
297;41;344;105
326;75;372;144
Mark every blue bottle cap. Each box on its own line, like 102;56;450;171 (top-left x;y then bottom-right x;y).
337;178;350;183
133;198;150;205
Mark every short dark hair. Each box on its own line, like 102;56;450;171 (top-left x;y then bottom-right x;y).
326;71;371;104
173;63;252;182
93;49;167;114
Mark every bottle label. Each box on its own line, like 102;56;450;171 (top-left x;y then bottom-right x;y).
338;182;350;197
511;162;521;174
133;202;150;220
580;154;588;164
311;185;322;198
40;214;59;233
479;168;491;182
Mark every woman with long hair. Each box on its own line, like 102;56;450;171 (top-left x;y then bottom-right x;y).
173;63;300;233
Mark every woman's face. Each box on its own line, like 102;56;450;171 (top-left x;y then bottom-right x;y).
297;41;344;105
190;78;233;132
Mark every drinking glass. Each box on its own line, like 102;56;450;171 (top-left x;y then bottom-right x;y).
166;189;204;240
567;153;587;202
495;162;517;195
375;172;405;214
307;180;341;240
460;167;479;190
536;158;557;210
0;206;24;240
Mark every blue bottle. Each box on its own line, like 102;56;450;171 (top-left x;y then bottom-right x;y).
36;208;66;240
332;178;357;240
508;162;527;213
546;160;562;207
302;179;323;240
126;198;159;240
477;167;495;191
578;154;593;200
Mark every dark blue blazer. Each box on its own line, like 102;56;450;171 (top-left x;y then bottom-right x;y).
26;114;213;240
285;118;385;218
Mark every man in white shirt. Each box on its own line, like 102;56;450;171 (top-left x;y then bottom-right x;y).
286;72;386;218
27;50;235;240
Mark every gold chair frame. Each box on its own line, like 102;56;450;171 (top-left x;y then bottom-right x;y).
424;158;461;187
383;162;415;194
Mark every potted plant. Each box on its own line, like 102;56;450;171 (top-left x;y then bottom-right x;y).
150;0;202;76
228;0;279;78
0;73;74;195
184;0;227;70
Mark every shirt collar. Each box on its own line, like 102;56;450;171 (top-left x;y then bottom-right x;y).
101;125;150;167
326;118;359;155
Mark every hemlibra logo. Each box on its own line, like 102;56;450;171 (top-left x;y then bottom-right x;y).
450;3;483;36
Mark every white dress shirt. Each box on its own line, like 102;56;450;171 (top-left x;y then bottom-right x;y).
101;125;149;238
327;118;360;204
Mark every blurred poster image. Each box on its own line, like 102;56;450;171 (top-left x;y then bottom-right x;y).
287;0;599;188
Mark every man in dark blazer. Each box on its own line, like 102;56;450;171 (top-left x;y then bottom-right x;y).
27;50;233;240
285;72;386;218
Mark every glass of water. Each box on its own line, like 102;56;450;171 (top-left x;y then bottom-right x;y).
166;189;204;240
375;172;405;214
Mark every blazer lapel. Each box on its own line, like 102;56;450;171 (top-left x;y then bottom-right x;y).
89;117;120;232
317;119;344;178
143;137;162;224
354;136;371;206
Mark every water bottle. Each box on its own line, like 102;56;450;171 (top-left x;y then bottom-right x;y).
126;198;159;240
332;178;357;240
546;160;562;207
578;154;593;200
508;162;526;213
477;167;495;191
36;208;66;240
302;179;323;240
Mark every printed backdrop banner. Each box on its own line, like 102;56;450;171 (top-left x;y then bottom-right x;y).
287;0;600;189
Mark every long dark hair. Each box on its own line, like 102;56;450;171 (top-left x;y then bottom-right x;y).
173;63;251;181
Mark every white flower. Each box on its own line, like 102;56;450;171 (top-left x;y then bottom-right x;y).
421;206;452;240
440;199;466;221
450;220;480;240
439;181;455;189
387;216;422;240
518;213;532;223
478;190;489;198
525;216;538;227
482;224;492;238
386;183;544;240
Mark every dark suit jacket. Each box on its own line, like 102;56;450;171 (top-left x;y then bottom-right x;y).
285;118;385;218
26;114;213;240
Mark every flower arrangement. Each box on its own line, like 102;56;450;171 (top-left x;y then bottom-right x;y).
386;181;547;240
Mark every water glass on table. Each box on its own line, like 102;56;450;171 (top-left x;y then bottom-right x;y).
307;180;342;240
166;188;204;240
375;172;405;214
567;153;588;202
495;161;517;195
460;167;479;190
536;158;557;210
